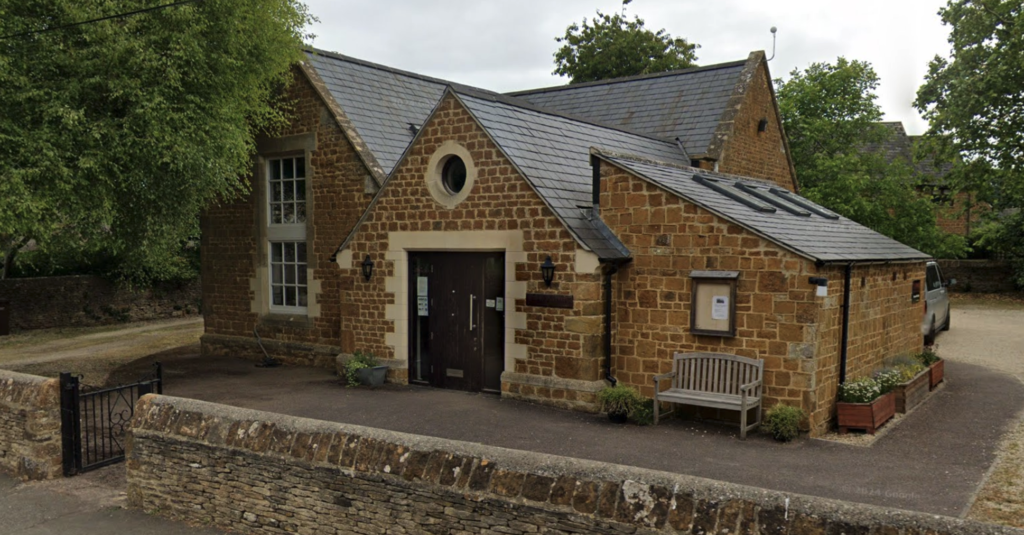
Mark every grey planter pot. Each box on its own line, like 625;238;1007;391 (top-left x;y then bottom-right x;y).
355;366;388;387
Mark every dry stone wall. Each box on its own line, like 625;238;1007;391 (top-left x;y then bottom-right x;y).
0;370;62;480
938;260;1016;294
127;395;1021;535
0;275;199;331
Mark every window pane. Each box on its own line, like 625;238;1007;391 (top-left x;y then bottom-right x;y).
271;204;282;225
298;287;308;307
296;157;305;178
282;204;294;224
272;183;282;202
270;160;280;181
285;287;296;307
284;242;295;262
296;203;306;223
283;158;294;179
295;180;305;201
283;182;295;202
272;265;283;284
272;286;284;306
298;267;307;285
285;264;296;284
271;242;283;262
297;243;307;263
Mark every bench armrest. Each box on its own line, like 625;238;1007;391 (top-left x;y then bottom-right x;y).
653;371;677;382
739;379;762;393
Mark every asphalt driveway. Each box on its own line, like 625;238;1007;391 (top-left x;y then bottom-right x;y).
135;350;1024;518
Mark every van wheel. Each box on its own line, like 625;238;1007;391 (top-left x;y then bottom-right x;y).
941;306;951;331
924;318;936;345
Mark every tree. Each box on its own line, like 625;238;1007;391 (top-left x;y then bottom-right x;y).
915;0;1024;286
777;58;966;258
0;0;315;282
553;1;698;84
915;0;1024;207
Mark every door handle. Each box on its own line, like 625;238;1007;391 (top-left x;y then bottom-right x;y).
469;294;476;331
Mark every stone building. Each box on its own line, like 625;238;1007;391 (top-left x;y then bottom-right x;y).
201;49;930;435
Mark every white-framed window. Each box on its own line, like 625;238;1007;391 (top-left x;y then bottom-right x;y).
267;155;308;313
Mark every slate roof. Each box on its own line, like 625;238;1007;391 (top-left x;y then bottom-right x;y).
509;60;748;157
863;122;954;185
455;90;689;259
602;155;930;263
305;50;448;175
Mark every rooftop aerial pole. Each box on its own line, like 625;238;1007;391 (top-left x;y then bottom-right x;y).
767;26;778;61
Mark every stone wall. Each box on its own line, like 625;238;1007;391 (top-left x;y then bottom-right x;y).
200;67;375;364
0;275;199;332
127;395;1022;535
336;93;606;408
714;56;797;193
0;370;62;480
938;259;1016;294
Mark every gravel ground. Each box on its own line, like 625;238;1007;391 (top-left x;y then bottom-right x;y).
0;317;202;386
942;296;1024;527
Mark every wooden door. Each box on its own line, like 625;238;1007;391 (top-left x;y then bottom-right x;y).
408;252;504;392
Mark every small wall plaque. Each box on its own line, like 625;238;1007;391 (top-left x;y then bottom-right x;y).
526;293;574;309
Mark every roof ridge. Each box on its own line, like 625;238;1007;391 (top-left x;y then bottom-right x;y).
306;47;498;96
507;58;749;96
594;149;780;187
455;88;683;149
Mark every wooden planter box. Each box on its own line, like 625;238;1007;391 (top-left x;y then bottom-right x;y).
838;392;896;435
893;370;930;413
929;359;945;390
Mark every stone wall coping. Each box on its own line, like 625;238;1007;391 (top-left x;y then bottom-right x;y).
0;369;58;387
131;394;1024;535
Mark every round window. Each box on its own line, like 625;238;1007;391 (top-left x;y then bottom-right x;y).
442;156;467;194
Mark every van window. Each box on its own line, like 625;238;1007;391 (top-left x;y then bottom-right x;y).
926;264;941;290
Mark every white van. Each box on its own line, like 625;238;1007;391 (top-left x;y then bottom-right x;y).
923;260;955;344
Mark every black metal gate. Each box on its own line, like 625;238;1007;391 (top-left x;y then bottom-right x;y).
60;363;163;476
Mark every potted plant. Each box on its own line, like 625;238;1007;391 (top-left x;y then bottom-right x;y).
915;349;944;390
836;376;896;435
597;384;644;423
888;359;930;414
343;351;388;387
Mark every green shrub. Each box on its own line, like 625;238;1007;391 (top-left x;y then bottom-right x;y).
914;349;941;366
596;384;644;416
838;377;883;403
763;404;805;442
631;399;655;426
343;350;379;387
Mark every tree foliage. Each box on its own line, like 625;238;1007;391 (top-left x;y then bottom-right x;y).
0;0;315;283
553;1;698;84
777;58;966;258
915;0;1024;208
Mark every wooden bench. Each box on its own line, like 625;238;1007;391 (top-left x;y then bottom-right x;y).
653;352;764;439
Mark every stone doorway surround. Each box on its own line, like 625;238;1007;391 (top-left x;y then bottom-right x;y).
337;230;529;375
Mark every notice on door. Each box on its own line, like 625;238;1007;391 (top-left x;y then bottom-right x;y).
417;296;428;316
417;277;428;296
417;276;429;316
711;296;729;320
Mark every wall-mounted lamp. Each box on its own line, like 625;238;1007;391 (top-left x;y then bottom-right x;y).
809;276;828;297
541;256;556;287
757;118;769;133
361;255;374;281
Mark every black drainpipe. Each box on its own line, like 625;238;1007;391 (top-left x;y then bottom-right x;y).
604;264;618;386
839;262;853;384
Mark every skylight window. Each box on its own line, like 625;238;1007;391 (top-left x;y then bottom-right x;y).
692;175;776;213
733;183;811;216
769;188;840;220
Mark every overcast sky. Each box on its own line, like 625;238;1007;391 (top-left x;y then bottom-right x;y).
304;1;952;135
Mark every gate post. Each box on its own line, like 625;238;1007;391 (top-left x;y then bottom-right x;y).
59;372;81;477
